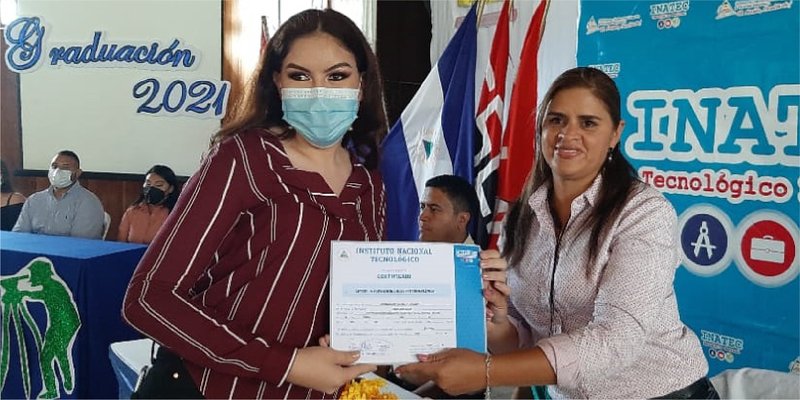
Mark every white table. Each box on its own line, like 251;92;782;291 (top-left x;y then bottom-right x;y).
109;339;156;399
710;367;799;399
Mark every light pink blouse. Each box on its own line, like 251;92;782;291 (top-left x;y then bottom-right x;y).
507;175;708;398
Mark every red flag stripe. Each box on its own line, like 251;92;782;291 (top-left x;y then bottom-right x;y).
476;0;511;159
498;0;550;202
475;0;512;248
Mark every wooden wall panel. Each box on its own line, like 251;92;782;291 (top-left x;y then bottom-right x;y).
1;29;23;193
222;0;246;125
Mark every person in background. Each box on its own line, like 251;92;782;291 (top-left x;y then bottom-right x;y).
321;173;491;397
418;174;480;244
122;8;388;399
1;160;27;231
13;150;104;239
392;173;484;398
117;165;181;244
396;67;716;399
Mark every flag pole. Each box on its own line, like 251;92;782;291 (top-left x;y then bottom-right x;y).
476;0;488;28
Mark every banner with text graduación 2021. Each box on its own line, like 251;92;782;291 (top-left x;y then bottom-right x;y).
577;0;799;376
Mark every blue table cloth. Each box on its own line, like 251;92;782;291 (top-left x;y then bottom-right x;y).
1;231;146;399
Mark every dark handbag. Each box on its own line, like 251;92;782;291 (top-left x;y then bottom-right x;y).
131;345;204;399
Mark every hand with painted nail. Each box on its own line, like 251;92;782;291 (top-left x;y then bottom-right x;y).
286;346;377;394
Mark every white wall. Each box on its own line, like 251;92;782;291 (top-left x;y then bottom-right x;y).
16;0;221;176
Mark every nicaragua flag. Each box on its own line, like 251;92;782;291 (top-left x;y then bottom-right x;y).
380;3;478;241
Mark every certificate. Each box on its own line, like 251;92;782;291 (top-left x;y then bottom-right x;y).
329;241;486;364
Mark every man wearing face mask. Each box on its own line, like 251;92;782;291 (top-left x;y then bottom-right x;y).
13;150;105;239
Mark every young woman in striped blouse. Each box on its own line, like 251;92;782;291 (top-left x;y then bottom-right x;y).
123;9;388;399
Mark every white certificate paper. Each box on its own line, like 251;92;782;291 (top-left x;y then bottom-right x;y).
330;241;486;364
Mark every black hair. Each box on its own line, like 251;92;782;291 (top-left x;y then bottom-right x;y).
1;160;13;193
131;165;182;211
213;8;388;170
425;174;480;222
57;150;81;167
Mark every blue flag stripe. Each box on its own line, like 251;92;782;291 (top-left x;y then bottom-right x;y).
380;121;420;241
440;6;477;185
381;3;478;241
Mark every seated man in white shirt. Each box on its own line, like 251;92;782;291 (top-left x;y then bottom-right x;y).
13;150;105;239
418;174;479;244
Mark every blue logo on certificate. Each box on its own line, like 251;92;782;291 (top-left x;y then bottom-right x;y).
455;247;479;263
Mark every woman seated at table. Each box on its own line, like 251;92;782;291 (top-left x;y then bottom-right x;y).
117;165;180;244
1;160;27;231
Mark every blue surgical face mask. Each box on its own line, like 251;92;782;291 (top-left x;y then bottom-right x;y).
280;87;360;149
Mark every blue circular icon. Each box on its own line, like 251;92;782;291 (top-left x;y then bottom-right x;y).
681;213;728;268
679;205;734;277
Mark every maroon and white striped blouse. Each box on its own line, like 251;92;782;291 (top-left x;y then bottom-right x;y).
123;129;386;399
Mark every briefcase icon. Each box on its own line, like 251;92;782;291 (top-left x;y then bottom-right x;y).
750;235;785;264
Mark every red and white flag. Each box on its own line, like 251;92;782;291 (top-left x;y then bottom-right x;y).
502;0;550;200
475;0;551;249
474;0;512;248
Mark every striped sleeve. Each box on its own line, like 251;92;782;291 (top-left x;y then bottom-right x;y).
375;174;387;240
121;136;294;385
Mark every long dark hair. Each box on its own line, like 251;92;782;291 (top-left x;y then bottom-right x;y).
214;9;387;170
131;165;181;211
0;160;13;194
503;67;640;267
